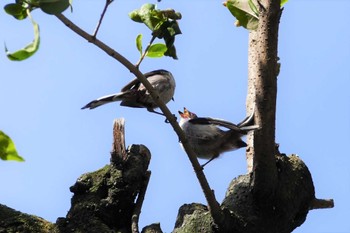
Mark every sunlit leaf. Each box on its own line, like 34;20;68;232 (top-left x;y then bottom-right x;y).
225;0;259;30
39;0;70;15
4;3;28;20
146;43;167;57
0;131;24;162
5;12;40;61
136;34;143;55
248;0;259;17
281;0;289;7
129;3;158;30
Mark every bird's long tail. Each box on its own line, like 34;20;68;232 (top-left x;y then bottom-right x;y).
238;106;260;132
81;92;125;109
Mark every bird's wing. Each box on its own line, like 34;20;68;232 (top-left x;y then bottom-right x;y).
121;77;141;92
189;117;242;132
120;69;168;92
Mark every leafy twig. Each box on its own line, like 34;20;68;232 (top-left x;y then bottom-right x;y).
135;35;156;69
55;13;225;229
92;0;114;38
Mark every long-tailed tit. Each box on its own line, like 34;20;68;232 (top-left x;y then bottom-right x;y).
178;107;259;168
82;69;175;116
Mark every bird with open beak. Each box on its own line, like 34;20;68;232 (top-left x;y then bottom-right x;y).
178;107;259;168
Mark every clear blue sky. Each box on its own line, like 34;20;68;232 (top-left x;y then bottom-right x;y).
1;1;349;232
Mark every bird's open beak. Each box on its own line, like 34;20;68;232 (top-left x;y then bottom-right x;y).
179;107;190;118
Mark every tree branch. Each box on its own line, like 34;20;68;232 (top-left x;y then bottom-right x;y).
131;171;151;233
246;0;282;198
55;13;225;228
92;0;114;38
309;198;334;210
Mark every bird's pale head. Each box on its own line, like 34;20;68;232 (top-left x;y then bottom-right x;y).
178;107;197;120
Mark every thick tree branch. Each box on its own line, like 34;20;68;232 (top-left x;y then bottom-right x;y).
55;13;225;228
246;0;282;198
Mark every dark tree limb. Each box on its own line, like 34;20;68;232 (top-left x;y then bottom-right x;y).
309;198;334;210
132;171;151;233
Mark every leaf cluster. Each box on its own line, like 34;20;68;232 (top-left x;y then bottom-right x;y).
4;0;70;18
3;0;71;60
129;4;182;59
224;0;288;30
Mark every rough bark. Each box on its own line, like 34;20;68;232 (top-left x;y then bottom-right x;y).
55;144;151;233
0;204;55;233
0;143;152;233
246;0;282;199
173;153;315;233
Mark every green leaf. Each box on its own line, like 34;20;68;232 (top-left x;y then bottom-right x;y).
146;43;167;58
136;34;143;55
0;131;24;162
129;4;182;60
129;4;158;30
225;0;259;30
281;0;288;7
160;9;182;20
5;12;40;61
248;0;259;17
164;44;177;60
4;3;28;20
39;0;70;15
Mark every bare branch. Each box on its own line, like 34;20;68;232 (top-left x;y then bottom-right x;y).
309;198;334;210
131;171;151;233
93;0;114;38
55;13;225;228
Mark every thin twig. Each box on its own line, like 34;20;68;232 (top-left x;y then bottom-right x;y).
131;171;151;233
309;198;334;210
55;13;224;228
92;0;114;38
135;35;156;69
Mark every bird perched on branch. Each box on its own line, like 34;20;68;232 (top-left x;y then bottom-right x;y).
82;69;175;116
178;107;259;168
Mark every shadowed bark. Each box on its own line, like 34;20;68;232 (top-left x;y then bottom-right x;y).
173;153;315;233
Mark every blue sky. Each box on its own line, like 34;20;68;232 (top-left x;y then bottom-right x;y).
1;1;349;232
